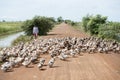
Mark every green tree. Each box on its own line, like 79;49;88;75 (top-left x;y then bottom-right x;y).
22;16;55;35
82;14;91;32
82;14;107;35
98;22;120;42
57;16;64;23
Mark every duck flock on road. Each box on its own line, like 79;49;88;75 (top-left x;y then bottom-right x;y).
0;37;120;72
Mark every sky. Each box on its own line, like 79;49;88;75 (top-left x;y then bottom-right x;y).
0;0;120;22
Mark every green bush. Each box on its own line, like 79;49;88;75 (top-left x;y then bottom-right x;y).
82;14;91;32
98;22;120;42
82;14;107;35
99;30;116;39
81;14;120;42
64;19;77;26
22;16;55;35
65;20;72;24
57;16;64;23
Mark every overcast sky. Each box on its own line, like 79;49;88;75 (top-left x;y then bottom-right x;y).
0;0;120;21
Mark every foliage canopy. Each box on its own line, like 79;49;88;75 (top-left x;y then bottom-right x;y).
22;16;55;35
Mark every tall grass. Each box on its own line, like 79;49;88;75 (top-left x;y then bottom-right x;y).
12;35;33;46
98;22;120;42
0;22;23;36
72;22;82;29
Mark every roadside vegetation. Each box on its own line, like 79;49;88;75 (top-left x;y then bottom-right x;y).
0;21;23;36
64;14;120;42
12;35;33;46
98;22;120;42
22;16;55;35
64;19;78;26
57;16;64;24
64;19;88;36
12;16;56;45
81;14;120;42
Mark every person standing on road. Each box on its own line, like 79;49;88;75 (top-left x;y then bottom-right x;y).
33;25;39;39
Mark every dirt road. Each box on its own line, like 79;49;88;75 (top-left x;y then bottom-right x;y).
40;23;89;38
0;23;120;80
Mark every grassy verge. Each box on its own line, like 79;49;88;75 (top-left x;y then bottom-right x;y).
0;21;23;36
12;35;34;46
72;22;83;30
72;22;120;42
71;22;90;36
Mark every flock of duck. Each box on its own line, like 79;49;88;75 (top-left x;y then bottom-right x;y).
0;37;120;72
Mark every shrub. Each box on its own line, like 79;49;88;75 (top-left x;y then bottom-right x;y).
64;19;77;26
82;14;91;32
57;16;64;23
98;22;120;42
82;14;107;35
22;16;55;35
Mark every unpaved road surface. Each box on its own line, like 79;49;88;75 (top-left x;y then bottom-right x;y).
0;23;120;80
